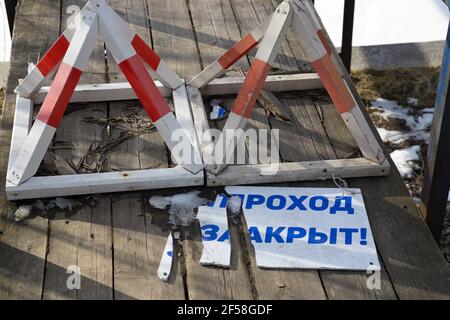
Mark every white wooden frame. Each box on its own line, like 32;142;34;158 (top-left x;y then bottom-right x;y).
188;74;390;187
6;83;204;200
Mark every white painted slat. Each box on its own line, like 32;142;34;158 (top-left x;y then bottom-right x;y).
33;81;171;104
157;233;174;282
8;96;33;169
6;166;204;200
197;206;231;267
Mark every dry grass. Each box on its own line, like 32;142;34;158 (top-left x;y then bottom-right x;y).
352;67;440;108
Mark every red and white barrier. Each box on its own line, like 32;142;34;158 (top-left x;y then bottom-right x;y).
9;0;203;186
93;0;202;173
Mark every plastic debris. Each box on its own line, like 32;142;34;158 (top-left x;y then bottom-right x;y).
209;99;227;120
157;233;174;282
197;206;231;267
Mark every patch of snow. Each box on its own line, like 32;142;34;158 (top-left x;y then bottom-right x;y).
227;196;242;216
390;145;421;178
149;195;171;210
376;127;408;144
370;99;434;144
149;191;208;227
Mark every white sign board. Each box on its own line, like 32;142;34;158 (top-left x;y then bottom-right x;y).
204;186;380;271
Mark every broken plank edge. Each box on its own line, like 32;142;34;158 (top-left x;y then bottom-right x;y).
206;158;390;187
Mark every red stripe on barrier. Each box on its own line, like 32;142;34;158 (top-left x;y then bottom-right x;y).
131;35;161;71
119;55;171;121
37;35;70;76
37;63;82;128
218;34;259;69
231;59;271;118
317;30;332;56
312;55;354;113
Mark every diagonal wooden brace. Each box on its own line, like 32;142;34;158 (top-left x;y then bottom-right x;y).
14;3;92;98
106;3;184;89
188;13;273;89
291;0;384;163
92;0;203;173
8;9;99;185
205;1;293;175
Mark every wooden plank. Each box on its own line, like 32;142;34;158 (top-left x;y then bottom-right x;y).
0;0;60;299
42;0;114;300
188;0;249;74
184;209;254;299
42;200;113;299
107;0;185;300
112;193;185;299
147;0;202;80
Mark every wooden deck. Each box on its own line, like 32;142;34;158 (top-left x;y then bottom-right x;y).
0;0;449;300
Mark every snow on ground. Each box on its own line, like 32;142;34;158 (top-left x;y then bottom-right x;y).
315;0;449;48
369;98;429;180
390;145;421;178
369;98;434;145
368;97;450;203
